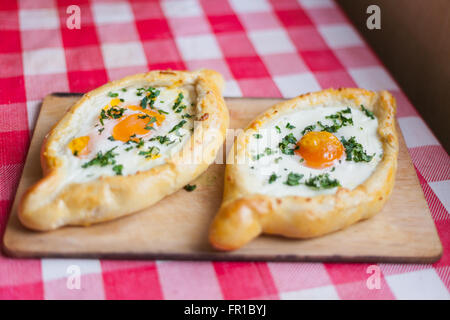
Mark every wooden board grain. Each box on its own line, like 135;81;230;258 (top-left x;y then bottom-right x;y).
1;93;443;263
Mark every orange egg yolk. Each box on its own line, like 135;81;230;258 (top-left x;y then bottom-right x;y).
112;105;165;142
68;136;90;156
295;131;344;169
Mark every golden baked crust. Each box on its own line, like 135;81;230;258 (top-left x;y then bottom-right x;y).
209;88;398;251
19;69;229;231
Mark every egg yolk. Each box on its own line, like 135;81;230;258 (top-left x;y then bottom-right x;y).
295;131;344;169
68;136;90;156
110;98;121;106
112;106;165;142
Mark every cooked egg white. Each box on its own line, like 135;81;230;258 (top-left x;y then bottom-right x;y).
246;106;383;197
52;84;197;184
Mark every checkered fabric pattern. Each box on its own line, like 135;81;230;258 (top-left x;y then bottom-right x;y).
0;0;449;300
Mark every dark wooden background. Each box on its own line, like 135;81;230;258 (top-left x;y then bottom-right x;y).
338;0;450;152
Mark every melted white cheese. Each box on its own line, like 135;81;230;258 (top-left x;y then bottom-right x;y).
54;84;196;184
246;106;383;197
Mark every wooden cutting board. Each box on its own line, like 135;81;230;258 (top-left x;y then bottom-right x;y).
2;93;443;263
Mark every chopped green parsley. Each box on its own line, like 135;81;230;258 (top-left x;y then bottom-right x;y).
253;147;274;160
81;147;119;169
316;108;353;133
150;135;175;146
279;133;298;155
269;173;279;184
253;133;263;139
340;136;375;162
173;93;186;113
184;184;197;192
144;116;157;130
285;172;304;186
286;123;295;130
125;136;144;149
361;105;375;119
169;120;187;134
138;146;160;159
138;87;160;109
140;96;149;108
304;173;340;190
301;124;316;135
112;164;123;176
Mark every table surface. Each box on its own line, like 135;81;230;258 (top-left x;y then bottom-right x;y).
0;0;448;300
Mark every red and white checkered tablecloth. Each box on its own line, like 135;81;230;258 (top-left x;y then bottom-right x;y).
0;0;449;300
